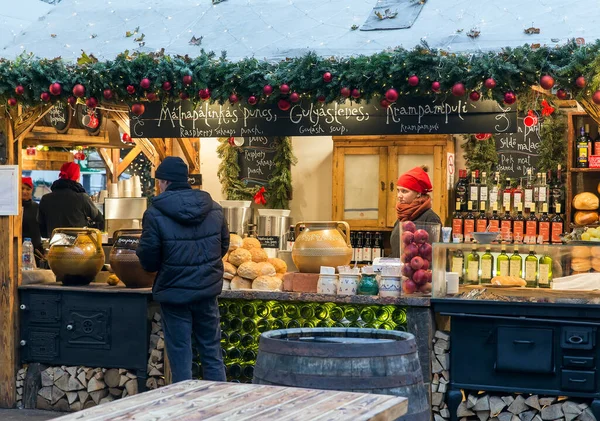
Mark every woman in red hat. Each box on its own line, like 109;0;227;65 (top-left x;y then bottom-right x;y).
390;166;441;257
21;177;44;265
38;162;104;238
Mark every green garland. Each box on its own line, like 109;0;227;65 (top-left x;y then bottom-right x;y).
2;40;600;107
216;137;297;209
538;113;567;171
462;136;498;176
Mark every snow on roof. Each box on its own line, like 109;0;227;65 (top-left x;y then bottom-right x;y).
0;0;53;49
1;0;598;62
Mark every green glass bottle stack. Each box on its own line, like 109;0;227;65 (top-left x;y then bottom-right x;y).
192;300;408;383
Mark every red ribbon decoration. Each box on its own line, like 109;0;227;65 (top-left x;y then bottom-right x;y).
474;133;492;140
228;136;235;146
541;99;555;116
253;187;267;205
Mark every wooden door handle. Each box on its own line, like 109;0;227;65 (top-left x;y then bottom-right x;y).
381;181;385;191
390;182;395;192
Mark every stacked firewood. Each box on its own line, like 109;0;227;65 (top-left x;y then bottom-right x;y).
431;330;451;420
146;312;166;390
16;367;26;408
36;366;138;411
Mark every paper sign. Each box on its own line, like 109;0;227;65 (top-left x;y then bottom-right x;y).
0;165;19;215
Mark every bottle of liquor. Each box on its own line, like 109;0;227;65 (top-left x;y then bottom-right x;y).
287;225;295;250
503;177;513;210
452;200;464;241
479;172;489;206
532;172;541;210
489;171;502;212
480;247;494;283
538;247;553;288
524;246;538;288
350;232;357;265
355;232;364;265
513;203;525;243
538;172;548;214
463;201;476;242
469;171;480;211
595;126;600;156
551;164;563;215
551;203;564;244
488;203;500;233
497;245;510;277
372;232;383;261
476;201;488;232
524;169;534;211
451;248;464;283
363;232;373;264
525;205;538;240
465;246;480;285
513;178;524;211
538;203;551;243
509;246;522;278
455;169;469;211
576;125;590;168
501;205;513;243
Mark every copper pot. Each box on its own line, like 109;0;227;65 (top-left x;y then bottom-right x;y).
291;221;352;273
47;228;105;286
109;229;155;288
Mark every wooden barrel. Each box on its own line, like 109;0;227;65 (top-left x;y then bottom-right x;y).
253;328;429;421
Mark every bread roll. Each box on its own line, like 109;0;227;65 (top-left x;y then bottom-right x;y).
229;234;243;251
574;211;599;226
268;258;288;274
571;257;592;272
222;279;231;290
229;248;252;267
573;192;599;210
252;275;283;291
242;237;262;250
237;261;259;280
255;262;276;277
224;262;237;276
223;272;234;280
597;181;600;196
250;247;269;263
222;253;229;264
591;247;600;258
592;257;600;272
490;276;526;287
230;276;252;290
571;246;592;259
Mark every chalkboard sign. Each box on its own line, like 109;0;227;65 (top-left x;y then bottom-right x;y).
495;117;542;179
257;236;280;248
44;101;71;133
76;105;102;136
114;236;139;250
238;137;279;187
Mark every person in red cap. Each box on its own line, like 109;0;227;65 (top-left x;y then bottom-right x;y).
21;177;43;265
38;162;104;238
390;166;441;257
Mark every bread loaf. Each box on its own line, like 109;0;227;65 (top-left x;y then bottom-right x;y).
229;248;252;266
571;257;592;272
252;275;283;291
268;258;288;274
237;261;259;280
592;257;600;272
250;247;269;263
229;234;243;251
573;192;599;210
242;237;261;250
230;276;252;290
571;246;592;259
591;247;600;258
490;276;526;286
574;211;599;226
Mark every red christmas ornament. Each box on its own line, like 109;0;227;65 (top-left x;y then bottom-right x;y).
7;98;17;107
179;92;190;100
523;110;538;127
140;78;151;90
162;81;172;91
182;75;193;86
323;72;332;83
72;84;85;98
85;97;98;109
593;90;600;105
67;96;77;106
317;95;326;103
340;87;351;98
556;89;568;100
247;96;258;105
385;88;398;102
469;91;481;101
126;85;136;95
263;85;273;96
380;99;390;108
474;133;492;141
431;81;441;92
351;89;360;99
229;94;239;104
451;83;466;97
122;133;132;143
49;82;62;96
289;92;300;103
146;92;158;102
540;75;555;90
503;91;517;105
227;136;235;146
131;103;146;116
278;99;291;111
576;76;586;89
280;84;290;95
408;75;419;87
198;88;210;100
484;78;496;89
15;85;25;96
103;89;113;100
40;92;51;102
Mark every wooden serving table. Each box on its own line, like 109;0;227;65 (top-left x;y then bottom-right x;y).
52;380;408;421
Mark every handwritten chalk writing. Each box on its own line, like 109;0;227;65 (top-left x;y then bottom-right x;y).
495;117;542;178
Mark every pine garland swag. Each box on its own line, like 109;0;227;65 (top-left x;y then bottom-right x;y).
217;137;297;209
462;135;499;176
538;113;567;172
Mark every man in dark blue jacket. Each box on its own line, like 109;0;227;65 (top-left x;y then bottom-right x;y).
136;157;229;383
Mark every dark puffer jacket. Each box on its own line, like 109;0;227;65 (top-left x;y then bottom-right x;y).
136;182;229;304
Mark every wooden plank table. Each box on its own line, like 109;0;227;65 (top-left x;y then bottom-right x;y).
53;380;408;421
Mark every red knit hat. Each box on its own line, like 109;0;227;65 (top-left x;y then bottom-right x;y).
397;167;432;195
59;162;80;181
22;177;33;189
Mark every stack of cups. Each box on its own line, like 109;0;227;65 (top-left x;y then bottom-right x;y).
108;183;119;198
132;175;142;197
122;178;133;198
98;190;108;204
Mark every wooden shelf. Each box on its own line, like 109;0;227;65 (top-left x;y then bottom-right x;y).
569;168;600;173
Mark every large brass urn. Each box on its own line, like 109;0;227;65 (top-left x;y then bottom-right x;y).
47;228;105;286
109;229;156;288
291;221;353;273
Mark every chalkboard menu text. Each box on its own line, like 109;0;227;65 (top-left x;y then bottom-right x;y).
238;137;278;187
495;117;542;178
45;101;71;133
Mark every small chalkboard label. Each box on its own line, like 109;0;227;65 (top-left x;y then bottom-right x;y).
45;101;71;134
238;137;279;187
188;174;202;186
495;117;542;179
115;236;139;250
257;236;280;249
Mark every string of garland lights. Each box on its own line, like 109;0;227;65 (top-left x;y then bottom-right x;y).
2;40;600;112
